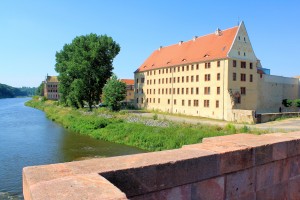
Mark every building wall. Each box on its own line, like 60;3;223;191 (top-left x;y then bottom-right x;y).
257;75;300;113
135;59;229;120
44;80;59;100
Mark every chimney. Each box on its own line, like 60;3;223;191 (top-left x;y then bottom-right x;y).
179;41;183;45
158;46;163;51
215;28;222;36
193;36;198;41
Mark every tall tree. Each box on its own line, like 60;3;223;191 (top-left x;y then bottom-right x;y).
55;34;120;109
35;82;44;96
102;74;126;111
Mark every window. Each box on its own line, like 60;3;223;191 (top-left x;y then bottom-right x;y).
217;61;220;67
177;88;180;94
173;67;176;72
217;87;220;95
188;100;191;106
166;68;168;73
204;100;210;107
250;74;253;82
174;99;176;105
194;100;199;107
159;70;161;74
250;63;253;69
136;98;139;103
187;65;189;71
141;89;144;94
154;79;156;84
196;64;199;70
182;88;184;94
204;87;210;95
217;73;220;81
136;89;139;93
158;89;160;94
154;89;155;94
205;74;211;81
241;87;246;95
182;100;185;106
233;60;236;67
169;88;171;94
216;100;219;108
196;87;199;94
186;76;189;82
136;78;139;84
166;88;168;94
162;89;164;94
154;71;156;75
166;78;168;84
191;88;194;94
158;98;160;103
241;61;246;68
173;77;176;83
159;79;161;84
162;69;164;74
191;65;194;70
141;78;144;83
178;67;180;72
186;88;189;94
244;52;246;56
168;99;170;104
191;76;194;82
205;62;211;69
162;78;164;84
173;88;175;94
233;73;237;81
150;80;152;85
241;74;246;81
196;75;199;82
182;66;184;71
141;98;143;103
153;98;155;103
177;77;180;83
150;71;152;75
182;76;184;83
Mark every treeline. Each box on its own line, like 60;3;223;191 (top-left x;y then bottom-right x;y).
0;83;36;99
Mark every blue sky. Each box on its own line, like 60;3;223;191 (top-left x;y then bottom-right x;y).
1;0;300;87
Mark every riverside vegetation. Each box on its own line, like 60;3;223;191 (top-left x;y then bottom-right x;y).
26;97;267;151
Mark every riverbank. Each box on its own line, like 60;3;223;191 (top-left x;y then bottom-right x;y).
25;98;269;151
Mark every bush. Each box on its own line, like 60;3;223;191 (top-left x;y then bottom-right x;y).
153;113;158;120
225;123;236;134
282;99;293;108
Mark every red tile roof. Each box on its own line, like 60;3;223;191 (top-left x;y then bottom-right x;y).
135;26;238;73
120;79;134;85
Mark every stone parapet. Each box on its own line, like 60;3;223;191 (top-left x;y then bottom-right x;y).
23;132;300;199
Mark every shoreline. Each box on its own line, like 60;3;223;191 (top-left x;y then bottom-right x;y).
25;97;268;151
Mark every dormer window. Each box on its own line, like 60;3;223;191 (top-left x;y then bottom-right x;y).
182;59;186;62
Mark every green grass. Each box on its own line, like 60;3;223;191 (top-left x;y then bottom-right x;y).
25;98;267;151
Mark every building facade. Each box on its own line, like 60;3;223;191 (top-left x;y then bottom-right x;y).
44;75;59;100
120;79;134;103
134;22;300;123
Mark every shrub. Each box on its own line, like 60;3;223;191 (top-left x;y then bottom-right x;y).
225;123;236;134
153;113;158;120
282;99;293;108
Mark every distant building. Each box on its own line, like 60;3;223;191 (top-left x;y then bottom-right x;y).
120;79;134;103
44;75;59;100
134;21;300;123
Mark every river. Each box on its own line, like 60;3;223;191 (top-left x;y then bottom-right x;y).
0;98;146;199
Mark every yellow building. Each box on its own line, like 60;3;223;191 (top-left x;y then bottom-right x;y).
44;75;59;100
134;22;300;123
120;79;134;103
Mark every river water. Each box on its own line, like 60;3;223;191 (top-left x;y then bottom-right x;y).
0;98;146;199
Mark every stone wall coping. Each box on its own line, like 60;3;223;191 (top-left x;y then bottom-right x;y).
23;131;300;200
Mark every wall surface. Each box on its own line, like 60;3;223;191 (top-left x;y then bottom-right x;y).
23;132;300;200
257;75;299;113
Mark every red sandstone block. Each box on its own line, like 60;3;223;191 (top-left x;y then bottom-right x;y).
202;134;258;144
183;142;254;174
256;182;288;200
225;168;255;199
29;173;128;200
191;176;224;200
256;159;290;191
289;155;300;178
289;176;300;200
131;184;191;200
101;150;219;197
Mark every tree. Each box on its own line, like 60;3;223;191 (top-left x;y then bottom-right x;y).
282;99;293;109
35;82;44;96
294;99;300;108
102;74;126;111
55;34;120;110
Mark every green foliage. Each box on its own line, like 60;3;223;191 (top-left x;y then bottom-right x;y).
102;74;126;111
55;33;120;110
294;99;300;108
26;99;267;152
35;82;44;96
282;99;293;107
240;125;250;133
153;113;158;120
224;123;237;134
0;83;27;98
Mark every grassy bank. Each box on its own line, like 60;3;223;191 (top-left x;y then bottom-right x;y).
26;98;266;151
